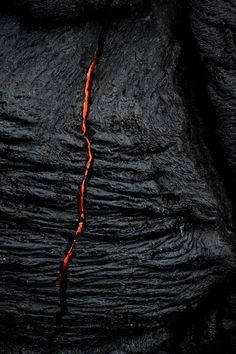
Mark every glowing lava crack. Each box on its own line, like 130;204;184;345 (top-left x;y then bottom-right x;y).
60;52;99;283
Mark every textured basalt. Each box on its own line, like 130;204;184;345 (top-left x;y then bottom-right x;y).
2;0;147;22
189;0;236;217
0;0;236;353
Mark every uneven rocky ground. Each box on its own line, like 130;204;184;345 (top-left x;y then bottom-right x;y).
0;0;236;353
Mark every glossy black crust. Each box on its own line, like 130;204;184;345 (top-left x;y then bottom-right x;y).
0;0;236;353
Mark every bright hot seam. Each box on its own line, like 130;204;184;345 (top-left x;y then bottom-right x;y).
60;52;99;283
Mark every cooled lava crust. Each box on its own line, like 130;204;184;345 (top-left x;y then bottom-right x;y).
0;0;236;353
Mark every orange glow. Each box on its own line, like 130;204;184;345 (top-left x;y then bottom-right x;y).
82;54;99;134
61;222;84;275
60;53;99;282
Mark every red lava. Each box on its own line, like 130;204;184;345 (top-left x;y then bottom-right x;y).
60;52;99;282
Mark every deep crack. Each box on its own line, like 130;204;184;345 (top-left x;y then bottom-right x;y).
59;50;101;314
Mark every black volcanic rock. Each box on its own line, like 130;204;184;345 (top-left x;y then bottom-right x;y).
2;0;147;22
189;0;236;212
0;0;236;353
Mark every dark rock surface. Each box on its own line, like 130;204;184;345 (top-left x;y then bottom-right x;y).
189;0;236;216
0;0;236;353
2;0;147;22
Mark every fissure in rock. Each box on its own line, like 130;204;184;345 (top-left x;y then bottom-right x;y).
60;52;100;289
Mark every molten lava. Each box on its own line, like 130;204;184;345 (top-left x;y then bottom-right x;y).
60;52;99;282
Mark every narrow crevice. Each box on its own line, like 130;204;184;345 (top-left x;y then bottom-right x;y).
58;28;104;316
